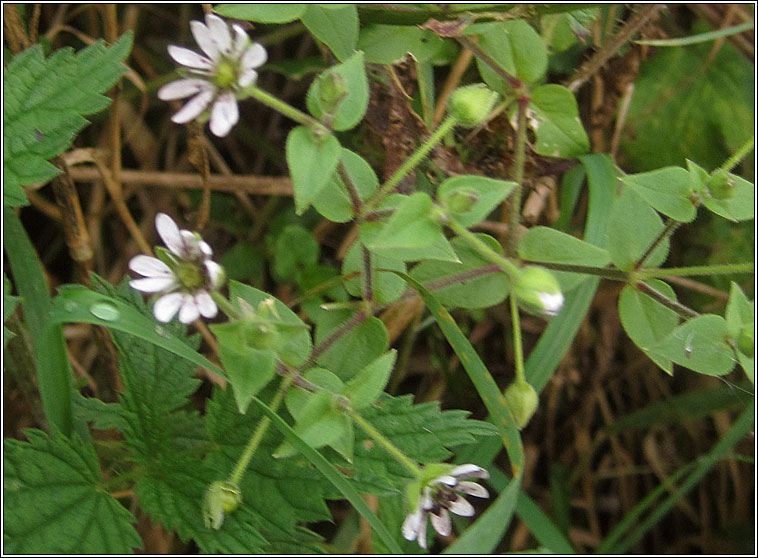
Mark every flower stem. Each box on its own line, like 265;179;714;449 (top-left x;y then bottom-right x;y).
445;217;521;279
510;296;526;384
506;96;529;257
636;261;754;279
211;291;241;320
361;115;459;216
229;375;293;486
716;136;754;174
247;85;330;136
344;405;422;477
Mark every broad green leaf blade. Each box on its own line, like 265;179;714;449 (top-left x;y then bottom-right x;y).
438;175;516;227
4;206;73;435
621;167;697;222
271;223;320;282
3;273;21;346
4;429;140;554
409;234;510;309
343;242;407;304
607;187;670;270
653;314;736;376
315;311;389;380
396;272;525;473
306;51;369;131
301;4;358;61
276;390;350;458
724;282;754;382
358;24;445;64
314;148;378;222
3;33;132;206
529;84;590;158
214;3;306;23
286;126;341;215
344;350;398;409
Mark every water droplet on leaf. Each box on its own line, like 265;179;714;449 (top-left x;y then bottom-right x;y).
89;302;120;321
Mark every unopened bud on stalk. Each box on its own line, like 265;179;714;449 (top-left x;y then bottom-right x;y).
706;169;737;200
504;380;539;429
448;84;498;127
513;266;564;318
317;70;348;115
203;481;242;529
441;186;479;214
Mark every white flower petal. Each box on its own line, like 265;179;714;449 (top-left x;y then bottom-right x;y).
190;19;220;61
450;464;489;480
155;213;186;257
129;276;177;293
457;481;489;499
179;294;201;324
231;25;249;58
417;511;428;549
238;69;258;88
171;89;215;125
158;78;213;101
129;255;173;277
198;240;213;258
153;292;184;322
205;261;225;288
430;475;457;487
538;292;564;316
448;495;475;517
420;488;434;510
195;291;218;318
401;509;422;542
179;230;203;258
209;92;239;137
430;509;452;537
206;13;232;56
167;45;213;71
241;42;267;71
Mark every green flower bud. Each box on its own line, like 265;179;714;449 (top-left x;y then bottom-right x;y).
513;266;564;318
707;169;737;200
203;481;242;530
448;84;499;127
441;186;479;215
504;381;539;429
737;323;754;357
244;322;281;350
318;70;348;115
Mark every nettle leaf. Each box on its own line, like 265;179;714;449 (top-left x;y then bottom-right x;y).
653;314;736;376
3;33;132;207
214;3;306;23
358;24;445;64
410;234;510;309
351;394;499;493
315;310;389;380
4;429;140;554
438;175;516;227
343;241;407;304
306;51;369;131
528;84;590;158
621;167;697;222
286;125;341;214
4;273;20;347
301;4;358;61
344;350;398;410
607;187;670;270
364;193;459;262
314;148;378;223
469;20;547;90
618;281;680;374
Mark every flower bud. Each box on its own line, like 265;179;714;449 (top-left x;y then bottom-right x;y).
707;169;736;200
737;323;754;357
441;186;479;215
504;380;539;429
448;84;498;127
318;70;348;115
203;481;242;529
513;266;564;318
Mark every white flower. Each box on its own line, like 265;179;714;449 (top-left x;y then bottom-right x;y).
129;213;225;323
402;464;490;549
158;13;267;137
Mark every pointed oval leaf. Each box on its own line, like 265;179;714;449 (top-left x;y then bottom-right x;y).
286;126;341;215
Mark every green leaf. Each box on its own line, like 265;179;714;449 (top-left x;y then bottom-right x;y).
313;148;378;222
652;314;736;376
409;234;510;309
276;388;351;458
618;281;680;374
343;242;407;304
529;84;590;158
3;33;132;206
306;51;369;131
621;167;697;222
470;20;547;88
358;24;445;63
285;126;341;214
214;3;306;23
315;311;389;380
438;175;516;227
272;223;320;281
344;350;397;409
607;187;670;270
301;4;358;61
724;282;754;382
4;273;20;347
220;241;265;284
4;429;140;554
701;172;755;222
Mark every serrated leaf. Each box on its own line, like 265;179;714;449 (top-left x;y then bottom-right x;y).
410;234;510;309
618;281;680;374
652;314;736;376
344;350;397;409
315;311;389;380
214;3;306;23
306;51;369;131
438;175;516;227
314;148;378;222
3;33;132;206
529;84;589;158
3;273;20;347
4;429;141;554
286;126;341;214
607;188;670;270
621;167;697;222
301;4;358;61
